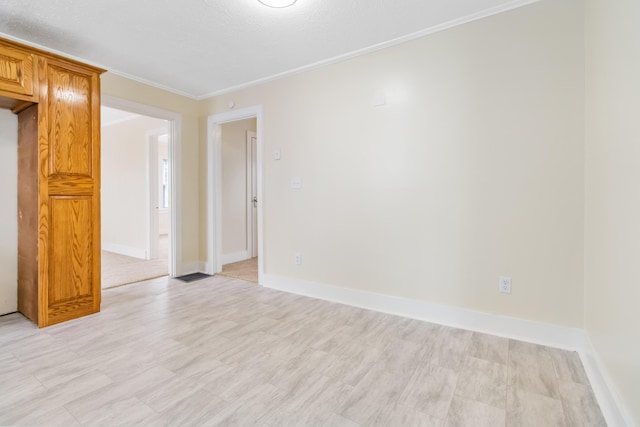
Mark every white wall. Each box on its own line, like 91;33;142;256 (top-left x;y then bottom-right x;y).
101;115;168;258
200;0;585;328
221;118;256;262
0;109;17;315
585;0;640;425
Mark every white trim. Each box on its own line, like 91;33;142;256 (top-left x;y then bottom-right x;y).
101;114;140;128
246;132;253;260
102;243;146;259
102;95;181;123
580;338;634;427
201;262;211;275
208;123;222;274
222;251;251;266
2;1;539;100
195;0;541;99
261;273;633;427
180;262;202;276
101;95;182;277
105;69;197;99
261;273;585;350
0;31;197;99
207;106;264;284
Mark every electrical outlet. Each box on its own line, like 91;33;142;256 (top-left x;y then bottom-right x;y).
294;253;302;265
499;276;512;294
291;178;301;189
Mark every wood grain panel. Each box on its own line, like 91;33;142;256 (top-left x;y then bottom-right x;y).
0;42;35;99
48;196;93;307
46;295;96;325
17;104;39;324
0;96;34;113
48;176;95;196
39;59;102;327
47;65;92;177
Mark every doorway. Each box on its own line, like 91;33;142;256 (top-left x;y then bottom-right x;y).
217;120;258;282
100;96;182;287
207;106;263;284
0;109;17;315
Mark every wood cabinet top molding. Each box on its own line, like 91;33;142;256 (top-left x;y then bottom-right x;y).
0;37;105;113
0;37;105;74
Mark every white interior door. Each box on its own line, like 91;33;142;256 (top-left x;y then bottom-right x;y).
246;131;258;259
250;132;258;258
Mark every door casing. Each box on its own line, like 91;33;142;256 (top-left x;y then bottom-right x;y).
207;105;263;283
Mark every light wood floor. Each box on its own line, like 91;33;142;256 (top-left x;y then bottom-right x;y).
0;275;605;426
101;235;169;288
219;257;258;283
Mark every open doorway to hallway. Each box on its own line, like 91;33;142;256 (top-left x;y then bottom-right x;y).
216;119;258;283
100;106;171;288
207;105;263;284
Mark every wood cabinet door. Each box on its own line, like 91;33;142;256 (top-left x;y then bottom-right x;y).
37;58;101;327
0;41;36;99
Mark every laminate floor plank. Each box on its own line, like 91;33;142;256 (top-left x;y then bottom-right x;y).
454;356;508;410
0;275;606;426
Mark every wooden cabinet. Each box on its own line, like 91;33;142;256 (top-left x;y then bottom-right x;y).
1;37;104;327
0;40;38;112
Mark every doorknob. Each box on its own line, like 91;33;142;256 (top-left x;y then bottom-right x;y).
252;197;258;208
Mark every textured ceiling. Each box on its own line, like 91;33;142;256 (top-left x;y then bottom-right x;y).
0;0;535;99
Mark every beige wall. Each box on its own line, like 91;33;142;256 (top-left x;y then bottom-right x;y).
96;1;640;421
200;0;585;327
585;0;640;424
0;109;17;315
101;73;201;269
101;116;168;256
221;118;257;258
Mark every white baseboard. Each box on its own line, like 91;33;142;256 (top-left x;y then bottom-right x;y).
102;243;147;259
261;274;585;349
222;251;250;266
580;338;634;427
198;261;208;274
202;262;212;275
261;273;631;427
177;261;204;277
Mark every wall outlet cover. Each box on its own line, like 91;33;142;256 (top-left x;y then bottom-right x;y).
499;276;512;294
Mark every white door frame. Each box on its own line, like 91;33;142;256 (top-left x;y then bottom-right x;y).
102;95;182;277
247;131;258;259
146;128;168;260
207;106;263;283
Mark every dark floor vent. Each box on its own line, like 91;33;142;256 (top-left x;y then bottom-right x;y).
174;273;212;282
